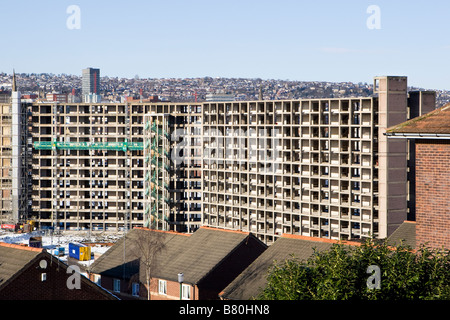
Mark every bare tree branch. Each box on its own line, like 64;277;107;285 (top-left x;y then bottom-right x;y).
127;228;166;300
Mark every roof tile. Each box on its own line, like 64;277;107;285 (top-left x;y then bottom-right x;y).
386;104;450;135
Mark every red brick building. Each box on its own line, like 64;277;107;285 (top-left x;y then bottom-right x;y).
0;242;118;300
90;226;267;300
386;104;450;250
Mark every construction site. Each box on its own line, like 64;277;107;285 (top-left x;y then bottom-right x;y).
1;83;203;235
0;75;438;244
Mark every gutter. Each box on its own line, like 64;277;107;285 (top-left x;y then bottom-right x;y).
384;132;450;139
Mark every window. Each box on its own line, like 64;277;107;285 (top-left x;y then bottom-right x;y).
182;284;191;300
113;279;120;293
158;280;167;295
132;283;140;297
93;274;101;285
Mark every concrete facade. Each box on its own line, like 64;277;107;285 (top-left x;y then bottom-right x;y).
202;76;424;243
0;103;12;224
27;103;202;233
0;76;437;243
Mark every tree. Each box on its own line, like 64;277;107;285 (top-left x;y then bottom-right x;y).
128;228;166;300
257;240;450;300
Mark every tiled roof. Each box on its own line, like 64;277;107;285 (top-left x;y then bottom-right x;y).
0;242;118;300
153;227;265;284
386;221;416;249
90;226;265;285
90;228;189;279
221;224;418;300
0;243;43;287
219;235;358;300
386;104;450;135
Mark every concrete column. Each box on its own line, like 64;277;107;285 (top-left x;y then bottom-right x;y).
375;76;408;238
11;91;21;223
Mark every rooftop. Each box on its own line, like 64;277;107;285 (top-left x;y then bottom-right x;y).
90;226;267;285
386;221;416;249
219;235;361;300
220;223;416;300
0;242;43;287
386;103;450;136
0;242;118;300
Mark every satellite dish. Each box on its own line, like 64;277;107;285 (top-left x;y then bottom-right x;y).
39;259;48;269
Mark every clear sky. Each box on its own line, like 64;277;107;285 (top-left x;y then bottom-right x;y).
1;0;450;90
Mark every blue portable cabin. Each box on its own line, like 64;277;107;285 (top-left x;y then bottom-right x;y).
53;247;65;256
68;242;91;261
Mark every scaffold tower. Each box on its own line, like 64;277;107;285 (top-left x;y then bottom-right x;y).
143;115;170;230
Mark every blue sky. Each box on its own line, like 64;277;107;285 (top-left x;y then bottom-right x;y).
1;0;450;89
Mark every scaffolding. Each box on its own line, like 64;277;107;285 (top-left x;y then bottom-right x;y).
0;103;12;224
7;101;204;234
143;115;170;230
33;140;143;151
0;74;34;226
10;90;32;224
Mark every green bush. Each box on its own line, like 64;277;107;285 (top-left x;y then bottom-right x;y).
257;240;450;300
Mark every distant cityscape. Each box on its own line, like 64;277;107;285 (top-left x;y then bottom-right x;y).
1;0;450;303
1;70;449;301
1;72;449;107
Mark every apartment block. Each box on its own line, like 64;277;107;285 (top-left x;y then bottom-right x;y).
0;89;32;225
0;75;436;243
202;98;381;243
30;103;144;231
0;103;13;224
82;68;101;103
202;76;429;244
142;104;202;233
25;102;202;233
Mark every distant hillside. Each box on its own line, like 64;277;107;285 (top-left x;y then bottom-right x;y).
2;73;449;108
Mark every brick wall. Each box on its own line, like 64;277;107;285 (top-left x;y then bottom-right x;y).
415;140;450;250
99;274;198;300
144;234;266;300
99;275;145;300
147;278;198;300
0;252;116;300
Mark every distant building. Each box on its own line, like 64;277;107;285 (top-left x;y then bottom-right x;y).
0;91;10;103
82;68;100;103
123;95;161;103
68;92;81;103
205;92;235;102
84;92;102;103
20;93;38;100
386;103;450;250
46;92;68;103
